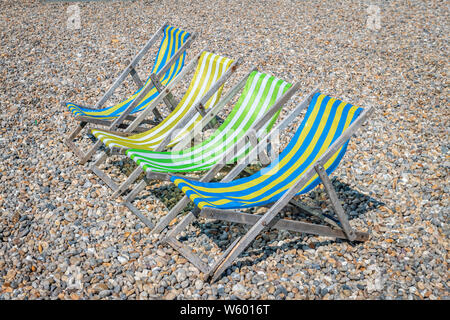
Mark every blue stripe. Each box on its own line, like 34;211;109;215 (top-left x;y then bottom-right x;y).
170;92;326;193
162;30;188;83
299;104;362;195
232;96;342;203
67;26;188;119
172;93;364;209
153;26;172;74
174;94;335;202
240;98;348;205
161;28;181;82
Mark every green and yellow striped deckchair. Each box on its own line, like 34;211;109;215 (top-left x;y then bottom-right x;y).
162;92;374;281
117;71;302;229
89;51;241;193
64;23;196;164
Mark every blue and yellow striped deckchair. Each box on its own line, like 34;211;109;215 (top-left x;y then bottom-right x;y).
88;51;242;193
64;23;196;164
163;92;374;281
66;26;190;119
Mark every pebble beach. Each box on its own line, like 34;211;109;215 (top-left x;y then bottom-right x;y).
0;0;448;300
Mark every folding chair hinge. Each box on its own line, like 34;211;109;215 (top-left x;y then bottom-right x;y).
150;73;179;113
246;131;271;166
129;66;144;88
195;103;207;117
191;207;201;217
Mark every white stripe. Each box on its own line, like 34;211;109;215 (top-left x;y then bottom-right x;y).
128;73;265;162
132;76;288;171
169;55;231;145
96;52;216;148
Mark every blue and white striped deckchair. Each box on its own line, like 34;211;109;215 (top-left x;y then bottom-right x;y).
64;23;195;164
163;92;374;281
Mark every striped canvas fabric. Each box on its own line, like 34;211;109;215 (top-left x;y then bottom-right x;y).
66;25;190;119
91;52;234;150
125;71;291;173
171;93;364;210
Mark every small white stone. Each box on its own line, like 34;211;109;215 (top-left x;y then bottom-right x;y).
117;256;129;264
194;279;203;291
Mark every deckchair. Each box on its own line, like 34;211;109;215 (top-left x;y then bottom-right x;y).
88;51;241;194
118;71;302;230
64;23;196;164
163;91;374;282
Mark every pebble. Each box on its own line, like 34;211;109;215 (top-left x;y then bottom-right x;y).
117;256;129;264
0;0;447;301
194;279;204;291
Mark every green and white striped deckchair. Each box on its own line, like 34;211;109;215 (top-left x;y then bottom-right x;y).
88;51;242;194
64;23;196;164
162;92;374;281
127;71;293;173
119;70;302;234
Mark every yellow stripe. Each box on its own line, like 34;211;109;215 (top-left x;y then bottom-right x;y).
168;55;233;146
78;27;186;118
164;54;229;146
94;52;213;148
148;52;216;142
154;27;171;70
172;31;185;80
183;103;361;208
235;103;357;204
93;52;233;150
175;94;329;194
166;29;181;81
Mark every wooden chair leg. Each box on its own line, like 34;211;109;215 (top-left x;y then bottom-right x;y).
289;199;340;228
79;140;103;165
65;121;87;142
165;237;211;274
152;195;192;234
89;151;120;191
165;228;242;279
200;207;369;241
162;201;369;282
162;209;251;281
122;180;154;229
163;210;213;275
65;122;89;161
90;164;119;191
111;166;144;199
315;164;357;241
123;201;155;230
210;212;277;283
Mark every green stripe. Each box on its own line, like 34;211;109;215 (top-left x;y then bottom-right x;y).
129;71;291;172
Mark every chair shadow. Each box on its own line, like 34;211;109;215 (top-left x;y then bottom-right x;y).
150;178;385;274
150;176;385;222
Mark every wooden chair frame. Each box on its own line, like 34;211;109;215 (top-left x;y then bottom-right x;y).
88;52;243;196
64;22;197;164
162;91;374;282
119;76;302;233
